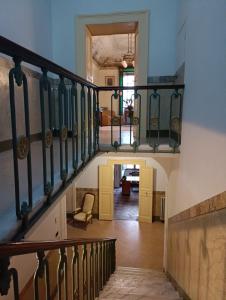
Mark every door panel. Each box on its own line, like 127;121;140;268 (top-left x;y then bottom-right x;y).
99;165;113;220
139;167;153;223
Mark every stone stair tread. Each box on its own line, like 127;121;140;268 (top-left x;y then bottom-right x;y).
98;267;181;300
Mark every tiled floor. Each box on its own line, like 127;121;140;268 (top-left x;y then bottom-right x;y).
68;219;164;270
114;188;139;220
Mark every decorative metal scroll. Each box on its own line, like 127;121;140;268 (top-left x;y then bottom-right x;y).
57;247;68;300
40;69;54;198
9;58;32;219
111;90;121;148
0;257;19;300
60;127;68;142
17;135;29;159
72;245;79;300
34;250;50;300
58;76;68;181
169;90;183;151
148;90;160;151
82;243;88;300
45;130;53;148
71;81;78;172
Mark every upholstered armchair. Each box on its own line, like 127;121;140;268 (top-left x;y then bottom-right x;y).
73;193;95;227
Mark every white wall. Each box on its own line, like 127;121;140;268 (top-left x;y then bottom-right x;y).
50;0;178;76
93;63;119;112
0;0;52;59
167;0;226;217
75;153;169;191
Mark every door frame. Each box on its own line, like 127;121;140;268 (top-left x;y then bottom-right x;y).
75;10;149;85
100;158;153;222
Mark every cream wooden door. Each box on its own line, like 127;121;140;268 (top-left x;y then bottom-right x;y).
99;165;113;220
139;166;153;223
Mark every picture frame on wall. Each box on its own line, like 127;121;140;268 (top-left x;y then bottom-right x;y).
105;76;115;86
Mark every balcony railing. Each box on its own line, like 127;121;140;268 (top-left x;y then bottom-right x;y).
0;238;116;299
0;36;184;240
97;85;184;152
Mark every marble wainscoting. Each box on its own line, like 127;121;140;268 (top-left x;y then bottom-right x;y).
76;187;99;217
167;191;226;300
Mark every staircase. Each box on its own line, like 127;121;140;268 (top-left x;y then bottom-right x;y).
98;267;182;300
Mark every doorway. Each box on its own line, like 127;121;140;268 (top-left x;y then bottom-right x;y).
114;164;140;220
75;11;149;83
75;11;149;141
99;159;153;222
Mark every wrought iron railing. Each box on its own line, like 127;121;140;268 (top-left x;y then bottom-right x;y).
98;85;184;152
0;238;116;299
0;35;184;240
0;36;99;239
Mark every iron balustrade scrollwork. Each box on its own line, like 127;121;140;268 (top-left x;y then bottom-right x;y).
0;257;19;300
72;245;80;300
40;68;54;198
0;35;184;242
34;250;51;300
148;89;161;151
87;87;92;159
58;76;69;182
71;81;79;173
98;85;184;153
111;90;122;148
0;238;116;300
58;247;68;300
80;85;86;165
169;89;183;151
9;57;33;221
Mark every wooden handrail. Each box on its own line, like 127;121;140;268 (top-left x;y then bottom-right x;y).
0;35;97;89
0;238;116;257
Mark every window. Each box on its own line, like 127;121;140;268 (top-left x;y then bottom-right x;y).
123;73;135;111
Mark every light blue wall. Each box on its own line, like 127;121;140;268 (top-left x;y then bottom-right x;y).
168;0;226;217
50;0;179;76
0;0;52;59
177;0;226;131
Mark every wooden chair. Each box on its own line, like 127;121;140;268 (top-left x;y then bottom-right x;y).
73;193;95;228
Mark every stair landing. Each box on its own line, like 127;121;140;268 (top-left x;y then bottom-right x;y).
98;267;182;300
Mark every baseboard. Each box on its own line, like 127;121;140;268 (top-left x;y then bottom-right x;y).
166;272;191;300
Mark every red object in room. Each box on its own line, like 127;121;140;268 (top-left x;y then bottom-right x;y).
121;180;131;196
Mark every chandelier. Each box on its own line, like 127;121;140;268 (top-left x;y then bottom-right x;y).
121;33;135;68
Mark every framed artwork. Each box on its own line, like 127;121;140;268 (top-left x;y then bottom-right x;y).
105;76;115;86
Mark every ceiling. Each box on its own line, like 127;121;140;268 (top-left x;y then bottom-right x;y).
92;33;136;68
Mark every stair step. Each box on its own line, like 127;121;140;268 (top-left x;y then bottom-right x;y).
98;267;181;300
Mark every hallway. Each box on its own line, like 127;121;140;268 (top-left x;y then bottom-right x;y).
114;188;139;220
68;219;164;270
